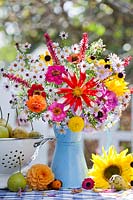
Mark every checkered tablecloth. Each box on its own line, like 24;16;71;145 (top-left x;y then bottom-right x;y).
0;189;133;200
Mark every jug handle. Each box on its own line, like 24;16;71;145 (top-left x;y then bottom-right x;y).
33;137;54;148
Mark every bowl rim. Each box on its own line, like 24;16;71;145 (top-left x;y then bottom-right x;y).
0;137;43;141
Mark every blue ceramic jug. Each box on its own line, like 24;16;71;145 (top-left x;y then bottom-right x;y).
51;125;88;188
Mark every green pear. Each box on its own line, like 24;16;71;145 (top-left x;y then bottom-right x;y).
29;131;41;138
0;107;12;136
0;125;9;138
7;172;27;192
29;121;41;138
10;127;28;138
0;120;12;136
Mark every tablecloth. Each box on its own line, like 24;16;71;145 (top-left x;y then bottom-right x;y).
0;189;133;200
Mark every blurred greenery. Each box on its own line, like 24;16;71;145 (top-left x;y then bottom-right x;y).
0;0;133;82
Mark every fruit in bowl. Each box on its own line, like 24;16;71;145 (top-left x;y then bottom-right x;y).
10;127;29;138
0;125;9;138
0;107;12;137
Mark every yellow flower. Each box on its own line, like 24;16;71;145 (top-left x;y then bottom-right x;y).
68;116;84;132
89;146;133;189
98;59;106;65
104;75;129;96
87;55;96;64
39;51;53;66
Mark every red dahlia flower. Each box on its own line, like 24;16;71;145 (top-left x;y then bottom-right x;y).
28;84;46;97
57;71;98;112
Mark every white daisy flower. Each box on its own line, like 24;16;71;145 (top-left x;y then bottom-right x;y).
19;42;31;52
55;47;62;56
2;81;11;91
71;44;80;54
77;61;90;72
53;42;59;49
16;52;24;62
23;69;30;80
17;112;29;126
63;47;71;56
59;31;68;40
109;53;124;72
42;111;52;122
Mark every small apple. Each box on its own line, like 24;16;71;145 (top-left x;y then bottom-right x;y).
0;126;9;138
7;172;27;192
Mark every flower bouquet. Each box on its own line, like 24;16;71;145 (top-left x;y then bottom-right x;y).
1;32;131;132
1;32;132;188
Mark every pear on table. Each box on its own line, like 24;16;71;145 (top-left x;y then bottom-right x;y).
7;172;27;192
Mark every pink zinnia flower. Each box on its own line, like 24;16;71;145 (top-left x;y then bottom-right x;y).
48;101;66;122
45;65;66;85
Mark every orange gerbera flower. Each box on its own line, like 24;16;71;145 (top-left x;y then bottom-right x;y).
57;71;98;112
67;53;80;64
26;95;47;113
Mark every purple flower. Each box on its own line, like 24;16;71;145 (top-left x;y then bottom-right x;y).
104;90;118;111
95;109;108;123
97;85;118;112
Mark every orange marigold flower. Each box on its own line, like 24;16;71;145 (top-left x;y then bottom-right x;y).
48;179;62;190
26;95;47;113
27;164;55;190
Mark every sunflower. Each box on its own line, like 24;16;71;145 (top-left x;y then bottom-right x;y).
88;146;133;189
40;51;53;66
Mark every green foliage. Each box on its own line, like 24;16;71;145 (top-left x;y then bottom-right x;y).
0;45;16;62
83;22;105;36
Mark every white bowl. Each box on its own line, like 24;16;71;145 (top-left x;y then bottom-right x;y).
0;137;53;188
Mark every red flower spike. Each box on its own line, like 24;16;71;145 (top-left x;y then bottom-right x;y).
79;32;88;61
123;56;132;67
44;33;60;65
130;88;133;94
3;73;30;88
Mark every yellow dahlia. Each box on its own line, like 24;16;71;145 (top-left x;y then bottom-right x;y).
89;146;133;189
68;116;84;132
104;75;129;96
